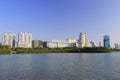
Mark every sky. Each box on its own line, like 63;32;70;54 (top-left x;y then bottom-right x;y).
0;0;120;47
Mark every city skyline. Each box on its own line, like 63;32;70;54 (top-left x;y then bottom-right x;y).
0;0;120;47
0;32;111;48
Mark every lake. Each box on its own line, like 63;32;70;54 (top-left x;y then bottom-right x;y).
0;52;120;80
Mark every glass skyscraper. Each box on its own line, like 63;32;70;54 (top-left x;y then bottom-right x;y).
103;35;110;48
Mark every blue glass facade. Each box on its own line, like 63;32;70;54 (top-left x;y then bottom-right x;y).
103;35;110;48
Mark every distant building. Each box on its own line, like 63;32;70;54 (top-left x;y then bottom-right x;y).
67;38;76;43
78;33;86;47
103;35;110;48
32;40;43;48
18;32;32;48
90;41;95;47
43;40;75;48
78;33;90;48
99;42;102;47
115;43;120;49
72;42;79;47
2;32;16;47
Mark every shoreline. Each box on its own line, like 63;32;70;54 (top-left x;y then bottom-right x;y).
0;47;112;54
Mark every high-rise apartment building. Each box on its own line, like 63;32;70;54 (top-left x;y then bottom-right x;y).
2;32;16;47
78;33;90;47
103;35;110;48
78;33;86;47
18;32;32;48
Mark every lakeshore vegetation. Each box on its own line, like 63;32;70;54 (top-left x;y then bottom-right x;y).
0;46;113;54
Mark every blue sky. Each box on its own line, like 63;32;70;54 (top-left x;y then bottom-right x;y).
0;0;120;46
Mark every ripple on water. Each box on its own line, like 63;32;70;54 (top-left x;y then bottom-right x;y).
0;53;120;80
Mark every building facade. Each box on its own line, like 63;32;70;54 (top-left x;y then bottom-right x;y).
78;33;91;47
2;32;16;47
32;40;43;48
103;35;110;48
18;32;32;48
115;43;120;49
43;40;74;48
99;42;102;47
67;38;76;43
90;41;95;47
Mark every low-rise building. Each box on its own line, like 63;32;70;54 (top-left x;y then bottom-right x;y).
43;40;77;48
90;41;95;47
115;43;120;49
67;38;76;43
32;40;43;48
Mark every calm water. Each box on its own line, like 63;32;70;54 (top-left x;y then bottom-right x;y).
0;52;120;80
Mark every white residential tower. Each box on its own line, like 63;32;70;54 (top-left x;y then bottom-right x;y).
2;32;16;47
78;33;91;47
18;32;32;48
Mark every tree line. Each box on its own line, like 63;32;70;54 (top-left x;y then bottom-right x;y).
0;46;112;54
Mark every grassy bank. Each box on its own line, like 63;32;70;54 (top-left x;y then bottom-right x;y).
80;47;112;53
0;46;12;54
112;49;120;52
0;46;112;54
